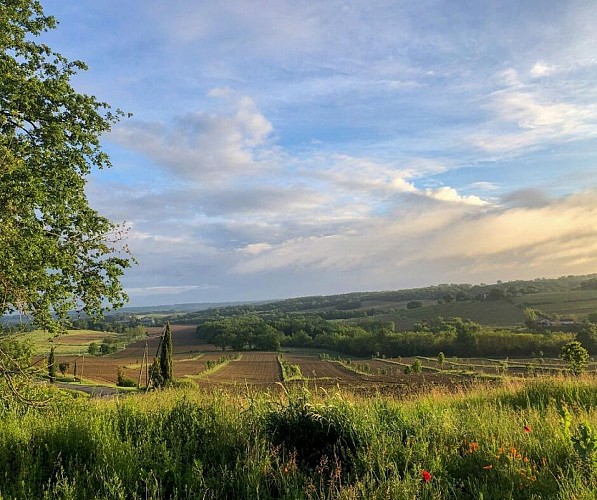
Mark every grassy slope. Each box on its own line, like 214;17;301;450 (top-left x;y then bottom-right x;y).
12;329;117;355
381;299;527;329
514;289;597;317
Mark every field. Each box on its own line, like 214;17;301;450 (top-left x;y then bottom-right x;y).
514;289;597;317
45;326;597;397
376;299;528;329
13;329;117;355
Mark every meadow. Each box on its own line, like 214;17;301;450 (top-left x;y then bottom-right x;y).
1;377;596;499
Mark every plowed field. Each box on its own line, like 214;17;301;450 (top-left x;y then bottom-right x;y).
285;355;364;381
198;352;282;386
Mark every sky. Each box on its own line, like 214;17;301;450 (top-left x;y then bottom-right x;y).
40;0;597;306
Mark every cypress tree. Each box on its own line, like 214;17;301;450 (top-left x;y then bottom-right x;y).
160;322;173;384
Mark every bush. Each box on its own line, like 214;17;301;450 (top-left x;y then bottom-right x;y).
116;367;137;388
264;390;368;473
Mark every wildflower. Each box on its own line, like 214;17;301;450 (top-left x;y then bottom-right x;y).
524;425;532;433
469;441;479;453
421;470;432;483
483;465;493;470
523;456;529;464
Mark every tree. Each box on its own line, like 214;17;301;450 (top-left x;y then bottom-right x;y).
159;322;173;384
576;324;597;353
149;357;163;388
47;347;55;383
561;341;589;376
1;0;132;333
58;362;69;376
411;359;422;373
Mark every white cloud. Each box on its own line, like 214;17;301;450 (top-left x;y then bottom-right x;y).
423;186;488;206
530;61;557;78
470;68;597;153
110;92;274;183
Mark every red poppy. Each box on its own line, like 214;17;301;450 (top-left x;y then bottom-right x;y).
421;469;432;483
524;425;532;433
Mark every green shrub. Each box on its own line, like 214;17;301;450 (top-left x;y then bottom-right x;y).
264;390;368;473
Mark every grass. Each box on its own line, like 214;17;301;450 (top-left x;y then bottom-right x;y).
278;355;303;381
185;353;242;379
1;376;597;498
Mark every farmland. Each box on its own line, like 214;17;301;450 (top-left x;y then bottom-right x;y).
44;324;597;397
5;277;597;499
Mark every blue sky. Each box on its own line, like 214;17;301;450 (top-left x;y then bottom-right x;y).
41;0;597;306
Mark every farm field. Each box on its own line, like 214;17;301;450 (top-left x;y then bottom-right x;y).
46;325;597;396
196;352;282;386
378;299;527;329
13;329;118;355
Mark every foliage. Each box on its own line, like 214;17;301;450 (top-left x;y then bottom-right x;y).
160;322;173;384
278;355;303;381
580;279;597;291
58;362;69;376
411;358;422;373
116;366;136;388
264;389;369;471
0;0;132;331
561;341;590;376
197;316;281;351
203;354;240;372
149;357;163;388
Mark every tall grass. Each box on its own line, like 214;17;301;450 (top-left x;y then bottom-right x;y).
0;377;596;498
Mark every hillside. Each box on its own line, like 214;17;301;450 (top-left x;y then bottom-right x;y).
170;274;597;328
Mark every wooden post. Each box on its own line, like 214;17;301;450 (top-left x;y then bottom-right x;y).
138;342;148;389
144;343;149;387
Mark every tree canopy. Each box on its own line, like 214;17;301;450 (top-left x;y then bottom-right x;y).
1;0;131;330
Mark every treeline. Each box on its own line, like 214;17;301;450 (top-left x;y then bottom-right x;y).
197;315;590;358
71;314;144;333
87;325;147;356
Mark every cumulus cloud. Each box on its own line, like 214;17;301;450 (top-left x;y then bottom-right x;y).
110;92;274;182
423;186;488;206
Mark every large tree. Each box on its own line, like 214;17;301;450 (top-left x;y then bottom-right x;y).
1;0;131;331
